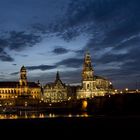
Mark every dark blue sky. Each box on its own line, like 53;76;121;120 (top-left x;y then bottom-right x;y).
0;0;140;89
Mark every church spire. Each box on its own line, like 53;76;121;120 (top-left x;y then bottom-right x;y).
56;71;60;81
55;71;63;85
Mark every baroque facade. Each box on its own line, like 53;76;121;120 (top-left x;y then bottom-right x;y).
77;51;113;99
0;66;41;100
43;71;67;103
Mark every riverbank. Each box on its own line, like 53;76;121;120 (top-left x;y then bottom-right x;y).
1;93;140;115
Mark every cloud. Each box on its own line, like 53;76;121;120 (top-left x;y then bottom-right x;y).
27;69;82;85
48;0;140;50
0;0;140;89
26;64;57;71
0;30;42;62
52;0;140;89
12;64;17;66
56;58;83;68
25;57;83;72
15;54;28;57
10;72;19;75
74;49;85;56
52;47;69;55
31;23;47;34
8;31;41;51
59;69;81;84
0;38;14;62
0;48;14;62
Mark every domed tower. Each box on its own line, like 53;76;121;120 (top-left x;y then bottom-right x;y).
19;65;27;86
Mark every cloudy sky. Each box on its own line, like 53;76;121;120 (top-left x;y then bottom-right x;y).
0;0;140;89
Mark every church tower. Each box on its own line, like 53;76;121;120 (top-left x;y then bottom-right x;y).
81;51;95;96
19;66;27;87
77;50;113;99
82;51;94;81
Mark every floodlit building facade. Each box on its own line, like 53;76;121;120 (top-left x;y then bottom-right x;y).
77;51;113;99
0;51;114;103
0;66;41;100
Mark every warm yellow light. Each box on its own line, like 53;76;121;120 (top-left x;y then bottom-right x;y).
31;114;36;119
82;112;88;117
82;100;88;110
39;113;45;118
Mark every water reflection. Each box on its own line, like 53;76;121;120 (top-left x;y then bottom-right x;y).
0;111;90;119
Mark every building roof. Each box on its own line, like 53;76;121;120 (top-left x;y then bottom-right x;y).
28;82;40;88
0;82;19;88
0;81;40;88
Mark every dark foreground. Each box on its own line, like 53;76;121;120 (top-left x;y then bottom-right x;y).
1;115;140;129
0;115;140;139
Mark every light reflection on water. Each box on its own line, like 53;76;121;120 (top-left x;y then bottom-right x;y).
0;111;90;119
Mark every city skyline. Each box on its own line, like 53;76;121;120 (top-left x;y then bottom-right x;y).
0;0;140;89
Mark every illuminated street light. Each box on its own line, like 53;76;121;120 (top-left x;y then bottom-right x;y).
125;88;128;91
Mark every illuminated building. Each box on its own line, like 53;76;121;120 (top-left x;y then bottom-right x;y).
43;71;67;102
0;66;41;100
77;51;113;99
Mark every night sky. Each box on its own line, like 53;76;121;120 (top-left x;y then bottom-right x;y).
0;0;140;89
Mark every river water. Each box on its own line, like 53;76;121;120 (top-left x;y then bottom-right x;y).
0;111;90;119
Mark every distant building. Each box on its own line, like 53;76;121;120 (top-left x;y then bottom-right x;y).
77;51;113;99
0;66;41;101
43;71;67;103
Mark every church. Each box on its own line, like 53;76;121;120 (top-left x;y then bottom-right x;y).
76;51;113;99
43;71;67;103
0;66;41;101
